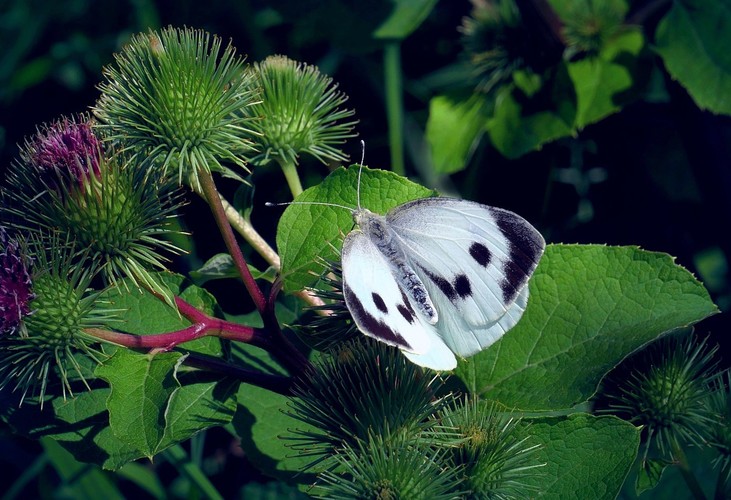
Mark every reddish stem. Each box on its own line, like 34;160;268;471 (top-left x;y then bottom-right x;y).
198;168;267;315
86;295;269;349
85;294;312;376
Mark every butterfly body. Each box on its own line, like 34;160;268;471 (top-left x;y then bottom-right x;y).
341;197;544;371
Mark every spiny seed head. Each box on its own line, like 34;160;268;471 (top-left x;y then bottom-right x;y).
704;371;731;476
4;115;184;306
599;335;719;458
314;431;463;499
288;337;445;468
94;26;258;191
459;0;563;93
0;233;116;407
439;396;542;497
245;55;357;167
561;1;626;56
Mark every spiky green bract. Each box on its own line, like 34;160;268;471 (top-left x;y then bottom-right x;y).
295;257;359;352
289;337;447;468
0;234;117;407
705;371;731;481
459;0;548;93
3;122;186;304
314;430;463;500
438;396;542;498
599;335;719;460
244;55;357;167
561;1;626;57
94;27;258;191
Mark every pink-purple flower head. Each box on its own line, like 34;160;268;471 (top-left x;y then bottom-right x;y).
21;116;102;188
0;228;34;336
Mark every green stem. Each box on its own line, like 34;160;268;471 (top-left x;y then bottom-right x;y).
279;158;304;197
198;168;267;314
163;445;224;500
673;442;707;500
714;460;731;500
384;40;404;175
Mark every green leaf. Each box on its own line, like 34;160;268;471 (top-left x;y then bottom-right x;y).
457;245;718;410
158;371;239;450
276;166;434;293
230;337;317;483
41;437;125;500
568;29;645;128
95;349;239;461
635;458;672;495
233;383;319;484
521;414;640;498
95;350;183;459
486;66;577;158
373;0;439;39
655;0;731;115
116;462;166;499
426;93;487;174
190;253;277;285
0;380;147;470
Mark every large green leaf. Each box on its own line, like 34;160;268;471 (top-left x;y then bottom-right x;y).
457;245;718;410
231;341;319;483
95;350;183;459
486;66;577;158
276;166;434;293
41;437;125;500
522;414;640;498
0;387;143;470
426;93;488;174
568;29;645;128
655;0;731;115
372;0;439;39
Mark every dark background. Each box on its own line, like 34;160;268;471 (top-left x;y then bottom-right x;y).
1;0;729;496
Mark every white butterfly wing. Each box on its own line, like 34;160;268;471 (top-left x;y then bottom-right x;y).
341;229;457;369
386;198;544;358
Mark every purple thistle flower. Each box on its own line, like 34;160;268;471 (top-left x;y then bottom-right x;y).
22;116;102;185
0;229;34;336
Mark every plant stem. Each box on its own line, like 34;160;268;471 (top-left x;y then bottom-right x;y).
279;158;304;197
198;168;267;314
184;353;294;395
384;40;404;175
714;460;731;500
217;193;327;309
219;194;280;267
163;445;224;500
673;441;707;500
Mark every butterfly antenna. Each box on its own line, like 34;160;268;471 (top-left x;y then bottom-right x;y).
356;139;365;210
265;200;354;212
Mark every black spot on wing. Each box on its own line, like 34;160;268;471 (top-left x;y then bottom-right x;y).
421;267;457;302
420;267;473;303
372;293;388;313
343;283;413;350
397;304;414;323
454;274;472;299
490;208;545;304
398;289;417;324
469;242;492;267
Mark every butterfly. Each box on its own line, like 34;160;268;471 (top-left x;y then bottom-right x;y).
337;171;545;371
